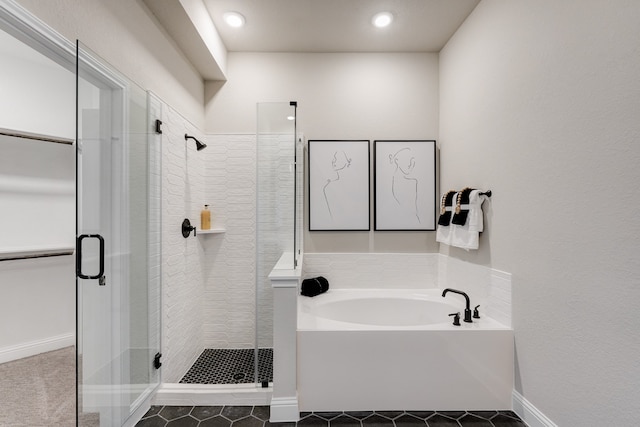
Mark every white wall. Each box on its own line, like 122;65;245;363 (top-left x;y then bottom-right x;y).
439;0;640;424
0;28;74;138
0;256;75;363
0;134;74;253
205;52;440;254
16;0;205;129
0;24;75;361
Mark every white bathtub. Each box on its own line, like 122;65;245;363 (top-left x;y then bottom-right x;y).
297;289;514;411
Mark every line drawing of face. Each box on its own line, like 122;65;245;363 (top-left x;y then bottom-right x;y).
332;150;351;172
389;147;420;223
389;147;416;177
323;150;352;219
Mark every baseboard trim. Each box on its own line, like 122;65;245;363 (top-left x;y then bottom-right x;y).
0;333;74;364
153;383;272;406
123;392;153;427
270;396;300;423
512;390;558;427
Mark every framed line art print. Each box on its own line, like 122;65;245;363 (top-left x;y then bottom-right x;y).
374;140;436;231
308;140;370;231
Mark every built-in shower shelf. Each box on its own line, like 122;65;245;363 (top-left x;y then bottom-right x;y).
198;228;226;235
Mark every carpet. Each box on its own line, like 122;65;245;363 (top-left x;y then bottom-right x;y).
0;346;76;426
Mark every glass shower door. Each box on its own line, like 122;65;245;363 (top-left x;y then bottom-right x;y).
256;102;298;387
76;41;161;426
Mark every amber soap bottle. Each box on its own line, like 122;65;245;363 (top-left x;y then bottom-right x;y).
201;205;211;230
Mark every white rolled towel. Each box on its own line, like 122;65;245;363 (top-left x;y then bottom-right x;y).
450;190;487;250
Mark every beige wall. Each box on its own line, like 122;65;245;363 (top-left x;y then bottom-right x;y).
440;0;640;424
205;52;440;253
16;0;205;128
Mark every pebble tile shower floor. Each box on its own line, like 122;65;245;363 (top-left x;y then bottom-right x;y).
136;406;527;427
180;349;273;384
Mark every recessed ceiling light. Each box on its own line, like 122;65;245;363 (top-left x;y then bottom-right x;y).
372;12;393;28
286;116;295;121
223;12;245;28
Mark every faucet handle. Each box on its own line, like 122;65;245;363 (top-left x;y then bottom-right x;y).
473;305;481;319
449;312;461;326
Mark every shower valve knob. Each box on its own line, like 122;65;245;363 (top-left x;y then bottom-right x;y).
182;218;196;238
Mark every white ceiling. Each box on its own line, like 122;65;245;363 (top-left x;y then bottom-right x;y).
144;0;480;80
203;0;480;52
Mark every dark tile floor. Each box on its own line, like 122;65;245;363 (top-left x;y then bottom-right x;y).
180;349;273;385
136;406;527;427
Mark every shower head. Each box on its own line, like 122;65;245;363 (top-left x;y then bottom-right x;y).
185;134;207;151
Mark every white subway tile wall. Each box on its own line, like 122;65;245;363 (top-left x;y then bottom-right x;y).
302;253;439;289
438;254;491;304
203;135;258;350
437;255;512;327
161;104;206;383
488;269;513;328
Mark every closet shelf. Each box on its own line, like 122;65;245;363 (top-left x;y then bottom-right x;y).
0;127;74;145
0;246;75;261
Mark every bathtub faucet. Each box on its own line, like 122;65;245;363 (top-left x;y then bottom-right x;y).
442;288;473;323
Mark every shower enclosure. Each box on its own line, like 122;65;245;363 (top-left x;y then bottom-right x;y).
178;102;302;393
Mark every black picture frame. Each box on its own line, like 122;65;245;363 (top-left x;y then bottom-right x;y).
374;140;436;231
308;140;370;231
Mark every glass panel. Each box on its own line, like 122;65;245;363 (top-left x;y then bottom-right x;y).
256;102;297;386
76;41;160;426
295;131;303;268
127;82;161;411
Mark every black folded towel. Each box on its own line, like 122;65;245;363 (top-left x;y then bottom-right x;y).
437;191;457;226
452;188;474;226
301;276;330;297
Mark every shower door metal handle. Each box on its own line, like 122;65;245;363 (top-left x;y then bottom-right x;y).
76;234;105;282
